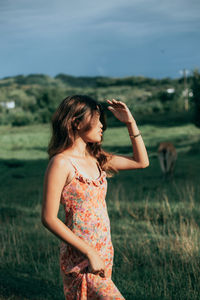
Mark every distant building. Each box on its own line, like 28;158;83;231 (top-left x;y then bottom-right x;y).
0;101;15;109
166;88;175;94
182;89;193;98
182;88;189;97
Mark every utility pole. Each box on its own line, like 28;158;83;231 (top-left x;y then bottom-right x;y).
183;69;189;111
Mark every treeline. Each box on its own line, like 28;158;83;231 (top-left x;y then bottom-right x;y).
0;72;199;127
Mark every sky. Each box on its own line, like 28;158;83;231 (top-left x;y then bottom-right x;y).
0;0;200;79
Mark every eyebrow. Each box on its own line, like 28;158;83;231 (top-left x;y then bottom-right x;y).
93;111;100;117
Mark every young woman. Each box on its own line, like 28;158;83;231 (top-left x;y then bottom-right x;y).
41;95;149;299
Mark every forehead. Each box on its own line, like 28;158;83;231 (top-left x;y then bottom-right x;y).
85;109;100;118
84;110;100;123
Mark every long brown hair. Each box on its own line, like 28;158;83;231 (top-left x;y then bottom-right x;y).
47;95;118;176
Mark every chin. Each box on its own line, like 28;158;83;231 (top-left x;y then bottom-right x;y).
94;138;102;143
93;137;102;143
86;138;102;144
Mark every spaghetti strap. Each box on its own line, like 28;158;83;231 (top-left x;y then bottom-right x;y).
67;158;78;172
67;157;102;181
96;160;102;173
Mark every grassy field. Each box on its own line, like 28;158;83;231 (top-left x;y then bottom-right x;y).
0;122;200;300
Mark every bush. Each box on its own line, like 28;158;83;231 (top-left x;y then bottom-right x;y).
191;70;200;127
10;110;34;126
0;112;9;125
33;108;52;124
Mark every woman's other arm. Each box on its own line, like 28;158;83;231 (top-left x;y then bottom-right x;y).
41;156;93;256
41;155;106;276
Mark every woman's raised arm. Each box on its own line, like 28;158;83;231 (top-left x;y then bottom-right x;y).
106;99;149;170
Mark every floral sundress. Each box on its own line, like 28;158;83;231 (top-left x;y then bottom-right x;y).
60;158;125;299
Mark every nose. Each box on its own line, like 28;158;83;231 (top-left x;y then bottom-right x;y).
98;119;103;127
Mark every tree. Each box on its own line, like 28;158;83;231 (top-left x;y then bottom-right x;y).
191;69;200;127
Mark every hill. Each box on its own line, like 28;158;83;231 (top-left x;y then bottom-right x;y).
0;73;194;126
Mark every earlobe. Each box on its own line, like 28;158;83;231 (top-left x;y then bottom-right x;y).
72;117;81;130
76;121;81;130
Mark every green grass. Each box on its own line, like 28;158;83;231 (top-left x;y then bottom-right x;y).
0;123;200;299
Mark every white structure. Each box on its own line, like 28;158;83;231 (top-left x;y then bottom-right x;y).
166;88;175;94
0;101;15;109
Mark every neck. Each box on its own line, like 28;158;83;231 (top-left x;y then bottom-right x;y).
67;136;89;158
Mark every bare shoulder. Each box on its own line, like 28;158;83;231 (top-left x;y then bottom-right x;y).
45;153;74;179
49;153;72;168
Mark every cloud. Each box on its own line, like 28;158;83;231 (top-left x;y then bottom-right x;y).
0;0;199;78
0;0;199;52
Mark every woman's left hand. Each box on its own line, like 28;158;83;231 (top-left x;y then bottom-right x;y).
107;99;135;124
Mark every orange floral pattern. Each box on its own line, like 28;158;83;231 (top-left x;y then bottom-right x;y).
60;161;125;299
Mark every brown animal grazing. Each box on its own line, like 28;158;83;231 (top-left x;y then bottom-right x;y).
158;142;177;177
